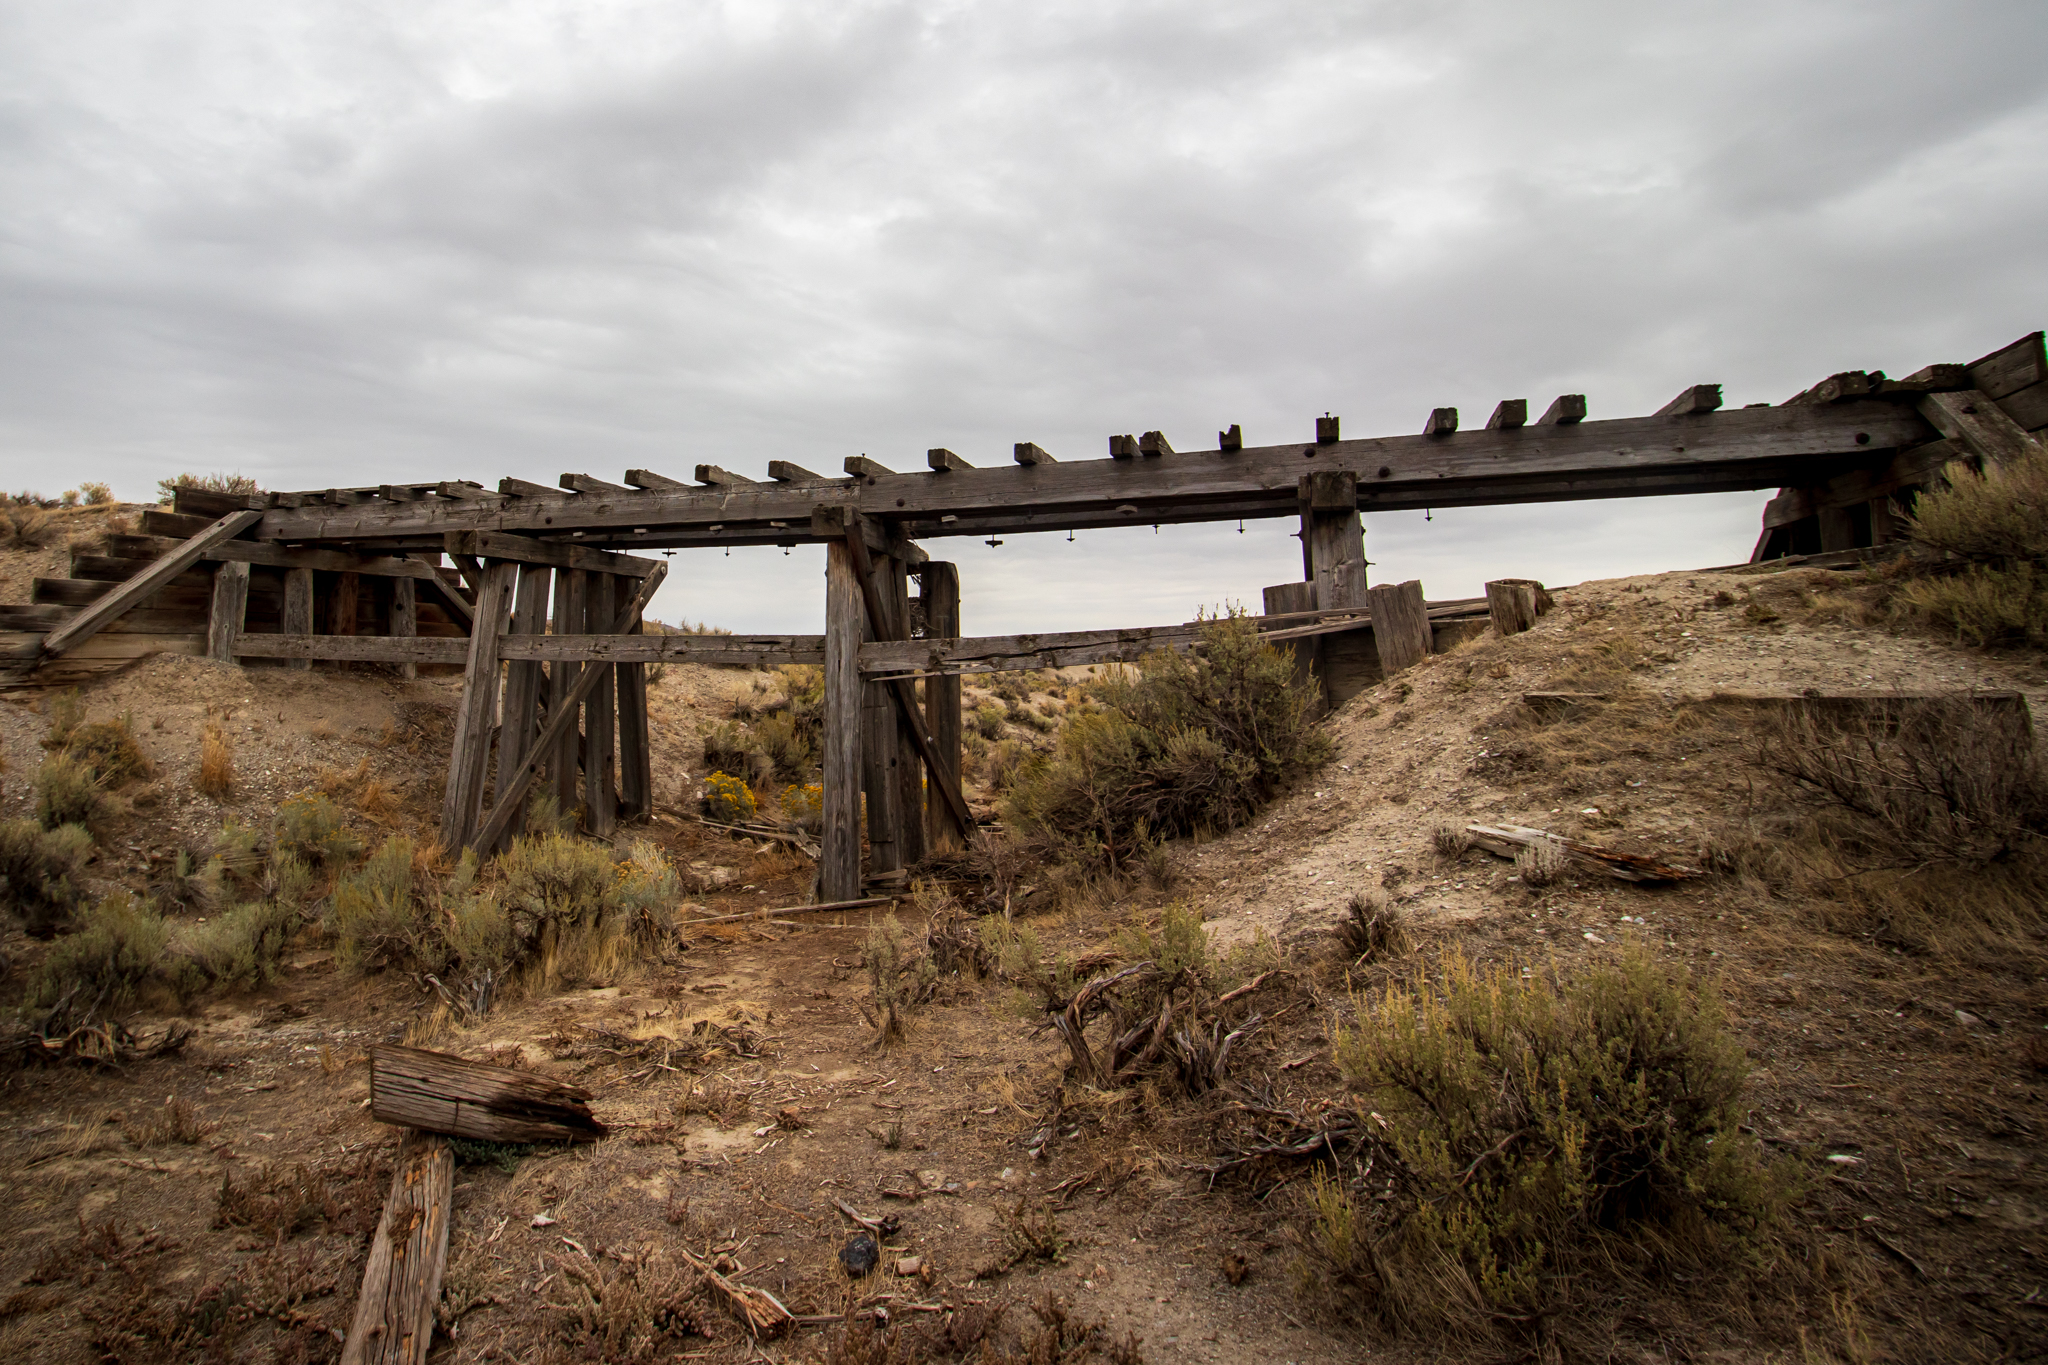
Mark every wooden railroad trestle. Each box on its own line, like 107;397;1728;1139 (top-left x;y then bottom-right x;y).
4;332;2041;900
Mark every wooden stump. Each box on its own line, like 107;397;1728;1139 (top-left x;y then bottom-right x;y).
1485;580;1538;637
1367;579;1432;675
369;1045;607;1143
341;1131;453;1365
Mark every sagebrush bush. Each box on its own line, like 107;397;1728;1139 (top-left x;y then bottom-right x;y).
0;818;93;937
780;782;824;835
35;753;108;830
1336;890;1409;964
79;481;114;506
1005;613;1330;870
182;900;299;993
331;836;423;972
3;505;54;549
1902;444;2048;646
494;834;678;989
273;793;364;867
29;893;169;1009
1313;949;1790;1333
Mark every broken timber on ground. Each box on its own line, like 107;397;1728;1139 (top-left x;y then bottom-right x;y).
368;1045;608;1143
1464;824;1705;883
341;1131;454;1365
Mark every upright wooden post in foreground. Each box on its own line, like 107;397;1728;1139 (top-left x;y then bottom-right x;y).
496;565;552;848
1262;581;1323;708
861;552;906;876
822;542;864;902
920;562;966;853
617;608;652;823
1299;471;1368;612
340;1131;453;1365
584;572;618;838
438;562;516;850
549;568;586;823
205;561;250;664
1485;580;1538;637
1368;579;1432;674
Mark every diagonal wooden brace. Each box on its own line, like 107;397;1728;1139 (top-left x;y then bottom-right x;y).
467;562;668;853
840;525;976;839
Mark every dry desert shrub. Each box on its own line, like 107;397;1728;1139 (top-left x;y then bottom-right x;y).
1514;838;1568;887
1897;442;2048;646
1336;890;1409;964
196;719;234;798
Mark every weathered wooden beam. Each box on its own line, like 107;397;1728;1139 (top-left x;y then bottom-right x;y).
1315;417;1340;445
561;472;632;495
1486;580;1538;637
282;567;314;672
695;464;756;486
1013;443;1055;465
617;612;652;823
1967;331;2046;401
1423;407;1458;437
584;573;618;838
1140;431;1174;456
927;448;972;472
206;562;250;663
444;530;659;578
500;633;825;664
822;542;864;903
497;566;552;847
41;509;262;659
768;460;825;482
435;480;502;502
623;468;690;491
1537;394;1586;425
1917;389;2039;466
369;1045;607;1142
919;563;965;853
1658;384;1723;417
1486;400;1528;431
469;564;667;853
1219;424;1244;452
1758;438;1965;529
548;567;585;824
232;635;472;664
498;477;557;497
340;1131;453;1365
390;577;418;680
844;456;893;479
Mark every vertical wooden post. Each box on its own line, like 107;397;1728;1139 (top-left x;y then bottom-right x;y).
1262;581;1323;708
1300;471;1368;611
389;576;418;681
550;568;587;823
1816;504;1858;553
889;557;925;867
496;566;552;848
617;611;652;823
920;562;965;853
439;562;516;851
584;573;618;837
333;571;361;636
1367;579;1432;675
1485;580;1538;637
282;567;314;671
1867;496;1897;546
206;561;250;664
861;550;903;877
822;543;864;903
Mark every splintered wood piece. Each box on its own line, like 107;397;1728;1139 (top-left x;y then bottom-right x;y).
560;472;632;495
1464;823;1704;882
1219;424;1244;452
498;477;557;498
1486;399;1528;431
927;448;971;472
369;1045;607;1143
1657;384;1723;417
696;464;757;486
341;1131;453;1365
1012;442;1055;465
1917;390;2039;467
41;508;262;658
767;460;824;482
1885;364;1971;394
1485;580;1537;637
1423;407;1458;437
1139;431;1174;456
678;1247;794;1338
1108;434;1139;459
1537;394;1586;425
623;468;690;491
844;456;893;478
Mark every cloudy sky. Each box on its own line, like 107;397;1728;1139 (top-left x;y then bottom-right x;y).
3;0;2043;634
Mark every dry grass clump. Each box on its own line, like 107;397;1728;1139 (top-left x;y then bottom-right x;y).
1305;948;1791;1343
1514;838;1568;887
550;1253;710;1362
1005;612;1330;873
122;1097;204;1148
1336;890;1409;964
196;719;234;798
156;471;260;503
1429;823;1471;859
214;1153;386;1238
1897;443;2048;646
862;913;938;1045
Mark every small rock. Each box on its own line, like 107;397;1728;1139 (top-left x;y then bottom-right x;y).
531;1213;557;1227
839;1234;879;1277
1955;1009;1981;1028
893;1256;923;1277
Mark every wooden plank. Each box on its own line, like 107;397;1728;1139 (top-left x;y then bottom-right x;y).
1465;823;1704;883
1262;582;1322;709
172;487;265;517
235;634;473;664
1967;331;2047;401
390;576;418;681
500;634;826;665
919;563;965;853
0;605;202;634
1140;431;1174;456
1301;472;1367;612
1916;390;2038;467
844;456;893;478
1995;377;2048;433
438;562;517;850
445;530;659;578
497;566;552;847
822;543;863;903
1816;505;1857;553
206;562;251;663
584;573;618;838
32;576;206;609
1367;580;1431;674
41;509;262;658
1486;580;1537;637
414;560;474;630
624;468;690;491
282;567;314;672
860;560;903;876
368;1045;607;1143
468;564;667;853
1219;424;1244;452
1656;384;1722;417
889;556;924;867
340;1131;453;1365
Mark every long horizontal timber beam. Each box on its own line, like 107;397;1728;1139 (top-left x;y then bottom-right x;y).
498;634;828;666
249;401;1934;548
234;635;472;664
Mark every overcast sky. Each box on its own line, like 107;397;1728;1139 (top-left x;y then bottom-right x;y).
3;0;2043;633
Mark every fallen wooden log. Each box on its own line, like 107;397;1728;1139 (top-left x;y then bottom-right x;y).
341;1131;453;1365
370;1045;607;1143
676;895;896;928
1464;823;1705;883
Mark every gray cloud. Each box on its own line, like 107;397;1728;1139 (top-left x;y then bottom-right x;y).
1;0;2041;634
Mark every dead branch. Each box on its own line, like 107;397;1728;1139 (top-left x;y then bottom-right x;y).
678;1246;794;1338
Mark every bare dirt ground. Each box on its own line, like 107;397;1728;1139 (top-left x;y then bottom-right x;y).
2;555;2045;1364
